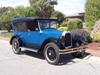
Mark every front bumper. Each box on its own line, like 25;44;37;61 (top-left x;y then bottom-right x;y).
59;46;87;54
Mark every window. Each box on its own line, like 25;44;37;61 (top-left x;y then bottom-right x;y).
14;21;27;32
26;20;39;31
14;20;39;32
38;20;59;30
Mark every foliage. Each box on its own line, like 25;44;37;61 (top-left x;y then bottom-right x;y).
0;32;12;38
85;0;100;30
92;32;100;42
0;0;64;32
29;0;54;18
51;11;65;20
0;7;13;15
58;26;68;31
14;6;36;17
67;18;83;30
0;6;35;32
58;18;83;31
60;21;67;27
57;21;68;30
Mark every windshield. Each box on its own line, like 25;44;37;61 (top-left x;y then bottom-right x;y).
38;20;59;30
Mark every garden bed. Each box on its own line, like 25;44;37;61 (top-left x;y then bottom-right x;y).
87;42;100;50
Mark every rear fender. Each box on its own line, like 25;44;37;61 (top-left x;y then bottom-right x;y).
10;36;22;45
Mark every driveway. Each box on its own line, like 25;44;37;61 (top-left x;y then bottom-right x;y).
0;39;100;75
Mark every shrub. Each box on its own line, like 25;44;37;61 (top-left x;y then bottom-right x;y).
58;26;68;31
85;0;100;30
92;32;100;42
67;18;83;30
60;21;68;27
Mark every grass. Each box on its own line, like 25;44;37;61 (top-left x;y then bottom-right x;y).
0;32;13;39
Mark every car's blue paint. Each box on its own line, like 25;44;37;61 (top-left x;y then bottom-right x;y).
13;28;63;47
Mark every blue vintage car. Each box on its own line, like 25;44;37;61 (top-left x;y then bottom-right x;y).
10;17;86;64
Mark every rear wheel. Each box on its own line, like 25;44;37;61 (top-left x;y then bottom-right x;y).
44;43;60;65
12;38;21;54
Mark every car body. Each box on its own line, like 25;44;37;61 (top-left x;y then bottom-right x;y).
10;17;86;64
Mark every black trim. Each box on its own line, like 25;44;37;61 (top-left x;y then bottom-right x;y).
39;38;59;52
25;43;41;50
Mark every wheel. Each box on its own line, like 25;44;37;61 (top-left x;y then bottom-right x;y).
71;50;85;58
12;38;21;54
44;43;60;65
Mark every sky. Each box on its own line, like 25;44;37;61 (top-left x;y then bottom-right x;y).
0;0;86;16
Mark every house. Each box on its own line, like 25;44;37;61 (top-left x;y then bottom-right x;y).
66;13;85;22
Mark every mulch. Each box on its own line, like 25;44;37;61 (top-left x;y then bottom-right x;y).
86;42;100;57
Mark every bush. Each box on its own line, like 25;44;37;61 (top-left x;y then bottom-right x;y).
58;19;83;31
58;26;68;31
60;21;68;27
67;18;83;30
92;32;100;42
85;0;100;30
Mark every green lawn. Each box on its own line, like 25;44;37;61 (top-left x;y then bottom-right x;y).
0;33;13;38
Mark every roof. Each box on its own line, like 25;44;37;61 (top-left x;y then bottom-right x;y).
11;17;58;23
11;17;36;23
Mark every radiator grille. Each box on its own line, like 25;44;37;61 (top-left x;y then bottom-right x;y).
65;33;72;47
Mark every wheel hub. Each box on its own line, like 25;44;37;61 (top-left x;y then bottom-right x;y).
46;47;57;61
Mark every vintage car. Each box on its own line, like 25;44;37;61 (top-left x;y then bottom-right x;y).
10;17;86;64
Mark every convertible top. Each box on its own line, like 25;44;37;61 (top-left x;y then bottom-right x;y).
11;17;59;24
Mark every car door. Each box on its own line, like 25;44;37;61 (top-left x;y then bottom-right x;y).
24;20;46;50
14;21;31;46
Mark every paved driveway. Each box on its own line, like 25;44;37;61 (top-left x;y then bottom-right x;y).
0;39;100;75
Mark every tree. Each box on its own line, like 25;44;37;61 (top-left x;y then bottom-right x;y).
0;6;36;32
0;8;13;32
13;6;36;17
51;11;65;20
85;0;100;30
29;0;54;18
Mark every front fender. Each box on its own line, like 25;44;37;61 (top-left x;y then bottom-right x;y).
39;38;60;51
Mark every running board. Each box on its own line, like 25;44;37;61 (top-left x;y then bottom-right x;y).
21;47;38;53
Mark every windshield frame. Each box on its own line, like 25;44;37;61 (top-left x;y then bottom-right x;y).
37;19;59;30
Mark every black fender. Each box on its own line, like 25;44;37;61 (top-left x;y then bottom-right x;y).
10;36;22;46
39;38;60;52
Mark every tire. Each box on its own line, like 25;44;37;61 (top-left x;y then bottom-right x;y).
44;43;60;65
12;38;21;54
71;50;85;58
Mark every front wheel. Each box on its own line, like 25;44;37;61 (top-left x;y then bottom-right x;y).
12;38;21;54
44;43;60;65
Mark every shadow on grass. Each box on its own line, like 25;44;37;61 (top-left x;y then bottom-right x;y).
20;50;90;65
